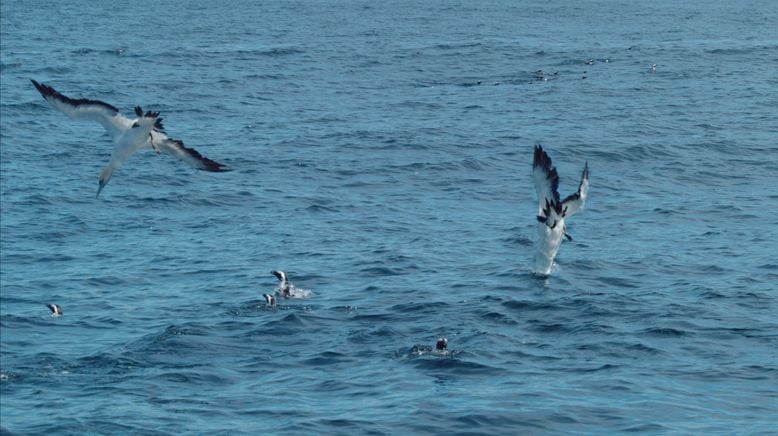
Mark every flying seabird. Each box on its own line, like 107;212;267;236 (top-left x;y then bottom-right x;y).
47;304;63;317
30;80;231;197
532;144;589;276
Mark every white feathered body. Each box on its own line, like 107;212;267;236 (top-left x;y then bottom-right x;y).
534;219;565;276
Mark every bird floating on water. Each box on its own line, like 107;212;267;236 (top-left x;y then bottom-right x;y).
270;270;312;299
532;145;589;276
436;338;448;351
263;293;276;306
46;304;63;317
31;80;231;197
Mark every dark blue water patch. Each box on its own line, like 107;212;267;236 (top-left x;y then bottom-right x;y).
285;419;390;436
0;60;24;72
13;193;55;206
358;266;406;277
347;311;399;323
456;412;543;429
0;313;42;331
302;203;339;213
83;276;129;287
36;65;74;75
407;354;501;376
526;320;573;334
150;370;234;386
625;342;662;355
595;275;639;289
697;326;773;341
622;423;668;432
502;299;560;312
347;325;401;345
699;288;727;299
71;47;129;57
734;365;778;381
312;418;390;435
569;322;618;336
388;301;450;314
639;327;689;338
303;351;354;366
67;316;125;331
19;421;175;436
244;313;308;337
480;310;518;325
503;233;533;246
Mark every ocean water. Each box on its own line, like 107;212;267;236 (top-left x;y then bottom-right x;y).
2;0;777;433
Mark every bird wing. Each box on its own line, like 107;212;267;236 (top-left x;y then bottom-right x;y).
31;79;129;137
533;144;561;218
561;162;589;218
150;130;231;172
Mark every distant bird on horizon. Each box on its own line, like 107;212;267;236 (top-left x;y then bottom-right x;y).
46;304;63;317
532;145;589;276
30;79;231;197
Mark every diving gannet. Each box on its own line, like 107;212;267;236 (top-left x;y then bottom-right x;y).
532;144;589;276
31;80;231;197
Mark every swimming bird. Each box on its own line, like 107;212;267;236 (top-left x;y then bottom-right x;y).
263;293;276;306
436;338;448;351
270;270;312;299
532;144;588;276
271;270;291;297
30;80;231;197
46;304;63;317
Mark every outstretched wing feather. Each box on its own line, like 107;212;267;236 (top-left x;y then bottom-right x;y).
150;130;231;172
561;162;589;218
533;144;561;217
31;79;126;136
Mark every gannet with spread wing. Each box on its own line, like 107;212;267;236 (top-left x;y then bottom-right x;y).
31;80;231;197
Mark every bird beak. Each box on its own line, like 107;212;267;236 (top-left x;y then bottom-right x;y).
96;180;106;198
97;167;113;198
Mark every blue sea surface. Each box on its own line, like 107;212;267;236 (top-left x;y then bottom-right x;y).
2;0;778;433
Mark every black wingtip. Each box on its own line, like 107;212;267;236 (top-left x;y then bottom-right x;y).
533;144;544;168
31;80;120;113
31;79;52;100
533;144;554;171
201;161;232;172
198;155;231;172
533;143;561;203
